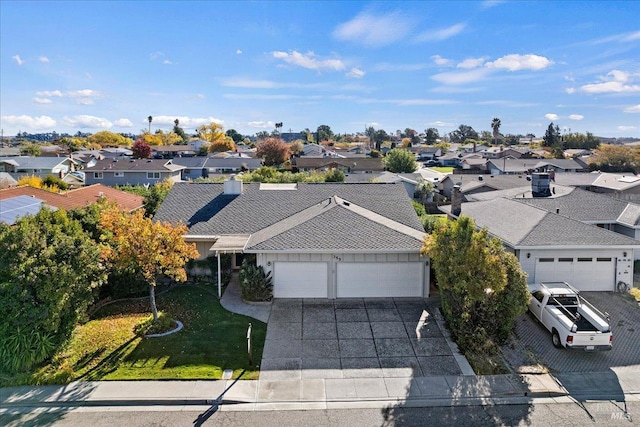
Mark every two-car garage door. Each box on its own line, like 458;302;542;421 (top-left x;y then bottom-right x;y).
534;257;615;291
273;261;424;298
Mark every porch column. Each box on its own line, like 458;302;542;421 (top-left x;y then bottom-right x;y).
217;250;222;298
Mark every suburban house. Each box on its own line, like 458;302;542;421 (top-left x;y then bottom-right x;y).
441;189;637;292
293;157;384;174
83;158;184;186
480;147;524;159
302;143;335;157
0;184;144;224
0;156;78;178
172;156;263;180
154;178;430;299
439;174;534;199
486;158;587;175
151;145;196;158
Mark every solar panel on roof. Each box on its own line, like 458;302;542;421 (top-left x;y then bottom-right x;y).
0;195;54;225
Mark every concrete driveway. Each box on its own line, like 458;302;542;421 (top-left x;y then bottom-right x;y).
509;291;640;373
260;298;467;381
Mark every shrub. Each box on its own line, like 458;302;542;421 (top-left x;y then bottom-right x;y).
43;175;70;191
411;200;426;216
134;312;176;336
239;260;273;302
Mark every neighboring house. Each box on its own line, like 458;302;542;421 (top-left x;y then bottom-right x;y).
440;195;637;291
83;158;184;186
100;147;133;158
480;147;523;159
0;172;18;188
171;157;209;180
154;179;430;299
372;171;423;198
438;151;463;167
563;149;591;158
486;158;587;175
152;145;196;158
293;157;384;173
460;154;488;171
439;174;533;199
0;156;78;178
459;143;490;153
0;147;21;157
205;156;262;174
0;184;144;224
302;143;335;157
412;146;442;160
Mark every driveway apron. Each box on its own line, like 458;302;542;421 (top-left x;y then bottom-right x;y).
260;298;464;380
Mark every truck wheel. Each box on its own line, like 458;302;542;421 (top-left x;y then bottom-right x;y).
552;330;563;348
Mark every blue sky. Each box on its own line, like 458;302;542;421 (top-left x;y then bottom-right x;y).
1;1;639;138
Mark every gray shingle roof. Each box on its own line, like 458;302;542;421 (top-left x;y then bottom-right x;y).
85;158;185;172
442;198;640;248
154;182;424;240
520;187;631;223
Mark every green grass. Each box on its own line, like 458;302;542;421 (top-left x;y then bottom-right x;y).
430;166;454;173
4;285;265;386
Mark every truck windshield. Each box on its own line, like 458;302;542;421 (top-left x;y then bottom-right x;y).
549;296;578;306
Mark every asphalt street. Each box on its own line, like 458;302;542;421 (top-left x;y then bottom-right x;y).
2;401;637;427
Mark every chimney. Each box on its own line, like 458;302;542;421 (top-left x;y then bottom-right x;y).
224;174;243;195
450;185;462;217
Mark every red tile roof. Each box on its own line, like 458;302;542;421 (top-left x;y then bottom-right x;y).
0;185;144;212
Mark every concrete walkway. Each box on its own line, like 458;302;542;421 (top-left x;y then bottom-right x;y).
2;371;639;412
219;277;271;323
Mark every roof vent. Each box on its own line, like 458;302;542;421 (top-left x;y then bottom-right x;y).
343;201;350;206
478;176;483;181
556;208;560;214
224;174;243;195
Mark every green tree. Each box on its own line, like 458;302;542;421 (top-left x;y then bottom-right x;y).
422;216;529;350
404;128;420;145
542;122;561;147
289;139;304;156
425;128;439;145
0;209;106;372
99;206;199;321
385;148;418;173
491;118;502;144
225;129;244;143
450;125;479;143
316;124;333;142
324;168;345;182
256;137;290;166
374;129;389;151
173;119;188;143
20;142;41;156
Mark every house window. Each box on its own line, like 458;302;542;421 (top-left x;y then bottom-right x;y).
577;258;592;262
538;258;554;262
94;172;103;179
114;172;124;177
558;258;573;262
596;257;612;262
147;172;160;179
184;169;191;174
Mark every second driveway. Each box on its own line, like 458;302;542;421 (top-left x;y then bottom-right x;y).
260;298;465;380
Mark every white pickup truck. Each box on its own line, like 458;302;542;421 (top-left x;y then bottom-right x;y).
528;282;612;351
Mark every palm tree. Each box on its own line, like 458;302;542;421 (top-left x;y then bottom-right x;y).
174;118;179;127
148;116;153;134
491;118;501;144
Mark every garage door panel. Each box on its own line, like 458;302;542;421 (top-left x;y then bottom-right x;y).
337;262;422;298
534;257;614;291
274;262;328;298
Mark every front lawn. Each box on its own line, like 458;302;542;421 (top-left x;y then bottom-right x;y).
3;285;265;386
430;166;454;173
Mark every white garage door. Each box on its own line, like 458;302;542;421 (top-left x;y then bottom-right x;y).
534;257;615;291
337;262;423;298
273;262;328;298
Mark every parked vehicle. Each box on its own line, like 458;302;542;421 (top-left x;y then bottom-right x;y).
528;282;612;351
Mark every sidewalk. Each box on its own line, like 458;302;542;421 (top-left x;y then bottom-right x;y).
2;372;639;412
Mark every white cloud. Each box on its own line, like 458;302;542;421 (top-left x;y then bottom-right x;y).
33;97;52;104
486;54;553;71
429;121;454;127
247;121;276;129
223;78;278;89
618;125;637;131
568;114;584;120
272;51;345;71
333;11;415;47
2;115;56;129
545;113;559;120
36;90;63;97
565;87;576;94
347;67;365;79
622;31;640;42
580;70;640;94
12;55;24;65
147;116;223;127
236;49;242;55
66;89;100;98
431;68;490;85
457;57;486;69
431;86;483;94
75;98;95;105
415;23;466;42
63;115;113;129
196;93;205;99
481;0;506;8
624;104;640;113
431;55;452;66
374;62;430;71
39;56;49;63
163;60;173;65
114;118;133;127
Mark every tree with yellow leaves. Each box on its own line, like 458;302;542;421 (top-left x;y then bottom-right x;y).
99;206;199;321
87;131;133;147
198;123;235;153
